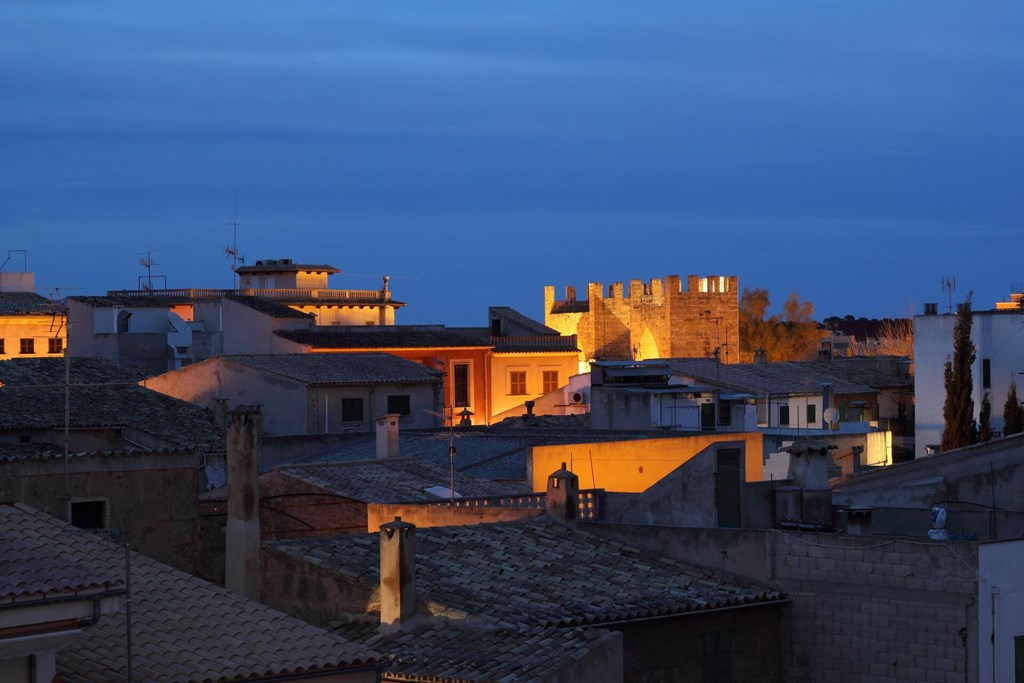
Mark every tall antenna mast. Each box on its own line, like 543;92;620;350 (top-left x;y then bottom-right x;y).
941;276;957;313
136;249;166;291
224;195;245;289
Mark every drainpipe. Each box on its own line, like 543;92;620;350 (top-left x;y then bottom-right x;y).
991;586;998;683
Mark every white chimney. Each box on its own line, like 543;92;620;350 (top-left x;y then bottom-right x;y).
376;413;400;459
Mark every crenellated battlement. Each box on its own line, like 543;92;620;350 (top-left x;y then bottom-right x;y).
544;274;741;364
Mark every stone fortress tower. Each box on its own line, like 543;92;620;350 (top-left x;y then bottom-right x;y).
544;275;739;366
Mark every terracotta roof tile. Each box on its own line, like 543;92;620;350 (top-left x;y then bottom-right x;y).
0;292;59;315
277;458;529;503
0;532;122;601
236;261;339;274
269;516;784;629
221;352;442;385
357;621;615;683
277;327;491;350
0;384;221;452
0;503;384;682
663;357;913;395
0;357;144;386
291;429;664;481
226;295;314;319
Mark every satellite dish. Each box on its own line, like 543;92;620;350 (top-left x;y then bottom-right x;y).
823;407;840;426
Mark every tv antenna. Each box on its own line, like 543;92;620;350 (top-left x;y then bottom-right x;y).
224;196;245;289
941;276;956;313
0;249;28;273
423;407;458;502
137;249;166;291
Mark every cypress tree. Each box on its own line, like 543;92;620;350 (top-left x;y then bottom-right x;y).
1005;380;1023;436
940;294;976;451
978;392;992;442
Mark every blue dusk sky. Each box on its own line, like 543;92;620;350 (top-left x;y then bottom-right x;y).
2;2;1022;325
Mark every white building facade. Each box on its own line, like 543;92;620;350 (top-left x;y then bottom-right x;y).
914;303;1024;458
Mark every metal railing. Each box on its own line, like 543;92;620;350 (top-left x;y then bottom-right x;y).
425;488;604;520
107;287;391;302
490;335;578;350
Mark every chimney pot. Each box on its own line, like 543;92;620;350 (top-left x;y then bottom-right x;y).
376;413;401;459
225;405;262;601
379;517;416;625
546;464;579;522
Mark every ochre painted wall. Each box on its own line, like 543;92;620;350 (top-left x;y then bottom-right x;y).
530;432;763;492
0;315;66;359
488;351;579;420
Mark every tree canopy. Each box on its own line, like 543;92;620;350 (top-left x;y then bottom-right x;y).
1004;380;1023;436
941;294;976;451
739;288;821;362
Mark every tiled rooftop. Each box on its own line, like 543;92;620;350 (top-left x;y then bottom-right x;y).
269;515;784;629
663;357;913;396
227;295;314;319
0;384;222;452
236;261;339;274
0;530;122;602
288;429;659;481
0;357;144;386
360;620;618;683
0;503;384;682
489;306;561;336
277;327;492;350
277;458;530;503
71;294;199;307
0;445;196;465
0;291;58;315
220;352;443;385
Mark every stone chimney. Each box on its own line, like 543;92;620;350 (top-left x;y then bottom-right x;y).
546;463;579;522
376;413;400;459
225;405;262;600
379;517;416;625
774;440;834;530
753;349;768;364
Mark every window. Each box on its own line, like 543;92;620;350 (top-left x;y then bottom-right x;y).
0;339;4;354
983;358;991;389
48;338;63;354
19;338;34;355
542;370;559;394
341;398;364;423
779;405;790;426
718;401;732;426
71;500;106;529
806;404;816;425
702;631;733;683
387;394;411;416
509;371;527;396
453;363;470;407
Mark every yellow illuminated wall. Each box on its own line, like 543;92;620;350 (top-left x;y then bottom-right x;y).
0;315;66;359
530;432;764;492
488;351;578;420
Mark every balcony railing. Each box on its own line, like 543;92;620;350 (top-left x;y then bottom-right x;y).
490;335;578;350
425;488;604;520
107;287;392;303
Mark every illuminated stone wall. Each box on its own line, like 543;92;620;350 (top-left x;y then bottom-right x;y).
545;274;740;364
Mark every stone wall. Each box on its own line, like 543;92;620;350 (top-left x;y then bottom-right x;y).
0;450;201;573
617;605;782;683
545;274;740;363
586;523;979;683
